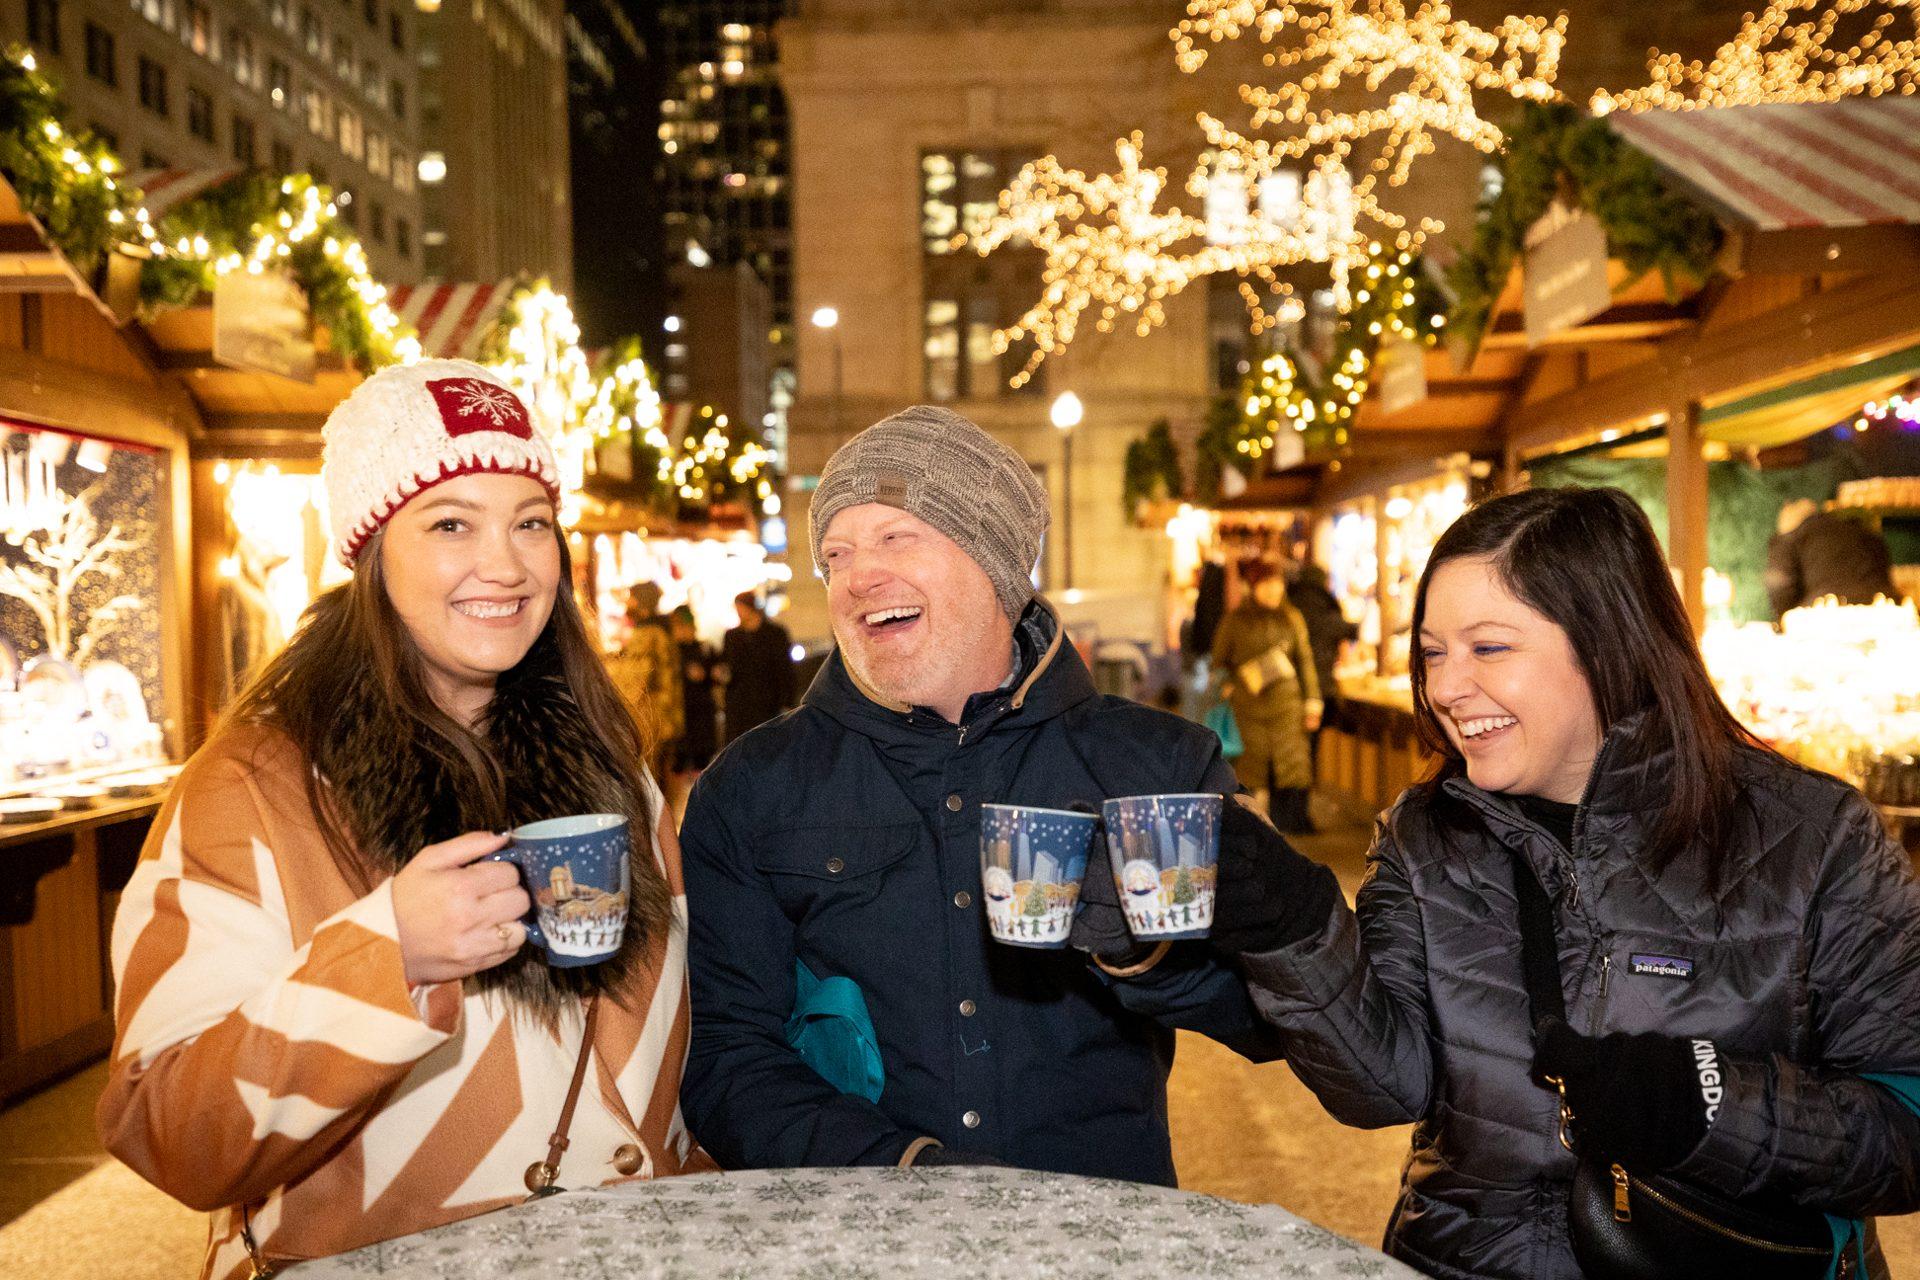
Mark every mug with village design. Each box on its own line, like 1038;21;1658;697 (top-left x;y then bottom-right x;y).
486;814;631;967
979;804;1097;949
1101;794;1222;940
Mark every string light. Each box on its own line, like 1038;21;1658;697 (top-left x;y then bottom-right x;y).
972;0;1565;382
1220;245;1436;459
1592;0;1920;114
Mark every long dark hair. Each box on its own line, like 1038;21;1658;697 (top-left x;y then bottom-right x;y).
222;523;672;1007
1408;486;1764;869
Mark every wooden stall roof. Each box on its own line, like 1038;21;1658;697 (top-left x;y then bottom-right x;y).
1281;97;1920;503
138;303;359;450
0;178;115;312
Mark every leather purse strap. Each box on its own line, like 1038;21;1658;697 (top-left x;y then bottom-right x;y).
1509;851;1567;1030
525;994;600;1197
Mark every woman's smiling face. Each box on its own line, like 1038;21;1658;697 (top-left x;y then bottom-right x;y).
380;471;560;724
1418;554;1603;803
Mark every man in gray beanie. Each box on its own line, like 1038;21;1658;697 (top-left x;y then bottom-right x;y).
680;406;1278;1182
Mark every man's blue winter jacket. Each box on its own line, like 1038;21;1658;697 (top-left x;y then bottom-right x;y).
679;603;1279;1185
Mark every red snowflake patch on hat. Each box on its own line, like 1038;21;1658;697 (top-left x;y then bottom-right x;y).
425;376;533;440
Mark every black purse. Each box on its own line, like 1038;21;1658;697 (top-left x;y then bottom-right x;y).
1507;851;1846;1280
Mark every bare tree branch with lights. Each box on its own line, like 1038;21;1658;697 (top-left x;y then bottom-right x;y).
972;0;1920;385
0;483;142;665
969;0;1568;384
1593;0;1920;114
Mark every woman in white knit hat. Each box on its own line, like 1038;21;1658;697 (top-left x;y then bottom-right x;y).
98;360;712;1280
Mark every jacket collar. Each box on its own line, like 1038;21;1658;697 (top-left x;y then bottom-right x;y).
1440;708;1740;922
1440;707;1669;861
805;596;1092;740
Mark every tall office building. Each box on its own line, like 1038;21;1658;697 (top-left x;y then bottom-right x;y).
652;1;791;341
4;0;424;282
567;0;662;347
414;0;571;288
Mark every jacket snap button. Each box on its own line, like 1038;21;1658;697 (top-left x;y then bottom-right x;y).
945;794;963;812
962;1109;981;1129
826;857;845;874
959;999;976;1016
952;890;971;909
613;1144;644;1175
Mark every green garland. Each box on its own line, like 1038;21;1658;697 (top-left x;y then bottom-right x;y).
142;172;401;368
1121;419;1184;518
1445;100;1723;353
0;51;402;369
1193;391;1244;506
1192;248;1444;501
0;47;147;274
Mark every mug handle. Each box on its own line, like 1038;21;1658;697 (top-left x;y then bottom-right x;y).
481;848;545;949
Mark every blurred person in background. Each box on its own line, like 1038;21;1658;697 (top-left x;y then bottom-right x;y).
608;581;682;776
671;604;719;774
1210;558;1320;833
1766;496;1896;621
1287;560;1358;771
719;591;796;744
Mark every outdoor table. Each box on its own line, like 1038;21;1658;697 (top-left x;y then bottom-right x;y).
286;1165;1420;1279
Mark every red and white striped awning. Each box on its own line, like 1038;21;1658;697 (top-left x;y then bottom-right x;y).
126;168;246;221
386;281;515;360
1608;98;1920;231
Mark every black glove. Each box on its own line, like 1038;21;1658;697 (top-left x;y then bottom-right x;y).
1067;805;1146;962
911;1145;1009;1168
1533;1019;1716;1170
1209;796;1340;956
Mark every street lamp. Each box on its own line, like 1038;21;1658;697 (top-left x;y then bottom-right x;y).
811;306;844;437
1050;391;1083;593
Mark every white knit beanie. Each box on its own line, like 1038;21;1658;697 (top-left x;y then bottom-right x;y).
320;358;559;566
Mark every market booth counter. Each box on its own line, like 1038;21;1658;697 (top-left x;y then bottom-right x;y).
0;412;194;1102
1317;673;1431;816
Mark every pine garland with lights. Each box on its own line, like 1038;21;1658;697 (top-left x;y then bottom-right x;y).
0;49;409;370
1445;101;1723;354
141;172;410;369
0;48;156;272
1192;247;1444;499
667;403;776;520
1122;419;1186;518
588;336;672;487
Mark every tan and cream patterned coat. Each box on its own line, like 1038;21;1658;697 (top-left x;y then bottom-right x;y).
97;723;713;1280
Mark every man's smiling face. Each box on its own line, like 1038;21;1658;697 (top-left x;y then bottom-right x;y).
820;503;1014;721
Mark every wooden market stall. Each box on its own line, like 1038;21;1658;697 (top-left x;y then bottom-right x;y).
0;177;201;1102
1219;98;1920;818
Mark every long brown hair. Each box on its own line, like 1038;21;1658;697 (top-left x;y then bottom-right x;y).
222;524;672;1005
1408;486;1765;870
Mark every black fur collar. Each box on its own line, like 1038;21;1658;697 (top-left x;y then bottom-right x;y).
321;637;671;1014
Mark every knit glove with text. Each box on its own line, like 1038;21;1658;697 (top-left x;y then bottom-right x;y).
1534;1020;1719;1170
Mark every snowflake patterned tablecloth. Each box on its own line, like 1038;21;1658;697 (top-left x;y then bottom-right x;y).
286;1166;1419;1280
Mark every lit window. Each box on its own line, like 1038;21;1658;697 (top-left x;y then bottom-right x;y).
338;108;363;159
417;151;445;183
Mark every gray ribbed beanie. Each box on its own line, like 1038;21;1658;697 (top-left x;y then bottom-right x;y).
810;405;1049;621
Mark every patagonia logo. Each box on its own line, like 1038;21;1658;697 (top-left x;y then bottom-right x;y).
1692;1039;1723;1123
1630;953;1694;980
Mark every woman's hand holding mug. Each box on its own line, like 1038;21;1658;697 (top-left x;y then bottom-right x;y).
392;832;530;985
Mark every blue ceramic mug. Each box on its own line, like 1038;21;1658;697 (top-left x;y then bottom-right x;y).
1101;794;1222;940
486;814;631;968
979;803;1098;949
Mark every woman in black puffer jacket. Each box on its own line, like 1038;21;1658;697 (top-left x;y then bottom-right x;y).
1206;486;1920;1279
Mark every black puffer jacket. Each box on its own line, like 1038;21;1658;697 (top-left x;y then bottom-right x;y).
1240;713;1920;1279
